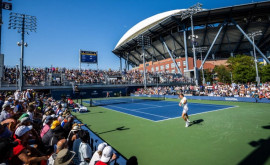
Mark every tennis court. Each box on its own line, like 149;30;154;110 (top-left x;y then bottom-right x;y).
74;97;270;165
83;97;235;122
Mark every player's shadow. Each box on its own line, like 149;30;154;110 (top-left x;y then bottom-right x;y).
190;119;204;126
98;126;130;135
238;124;270;165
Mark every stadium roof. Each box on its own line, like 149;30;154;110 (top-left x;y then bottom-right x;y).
115;9;186;49
112;1;270;67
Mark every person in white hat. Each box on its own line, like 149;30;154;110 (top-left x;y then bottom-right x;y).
95;146;117;165
89;142;107;165
0;103;13;122
7;97;13;105
10;125;49;164
14;90;20;101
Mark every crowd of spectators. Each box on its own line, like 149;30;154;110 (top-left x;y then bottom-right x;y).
0;89;138;165
134;83;270;98
2;66;191;86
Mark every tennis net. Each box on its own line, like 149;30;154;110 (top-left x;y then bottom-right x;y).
90;95;165;106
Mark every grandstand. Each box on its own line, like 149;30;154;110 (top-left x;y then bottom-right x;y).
1;1;269;96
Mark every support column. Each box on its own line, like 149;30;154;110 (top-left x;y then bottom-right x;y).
232;19;270;64
190;16;198;86
183;27;189;71
161;38;182;75
142;45;147;89
200;21;226;69
125;53;129;71
119;56;122;72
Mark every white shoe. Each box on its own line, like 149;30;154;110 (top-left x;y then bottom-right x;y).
187;119;191;123
185;122;189;127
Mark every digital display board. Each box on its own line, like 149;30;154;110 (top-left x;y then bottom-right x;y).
80;50;98;63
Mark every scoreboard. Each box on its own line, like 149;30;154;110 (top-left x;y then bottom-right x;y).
80;50;98;63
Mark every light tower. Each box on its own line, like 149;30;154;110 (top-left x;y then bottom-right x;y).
194;47;208;84
8;12;37;91
137;35;150;89
180;3;203;86
246;30;262;86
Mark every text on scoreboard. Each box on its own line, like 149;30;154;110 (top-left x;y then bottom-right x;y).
80;50;97;63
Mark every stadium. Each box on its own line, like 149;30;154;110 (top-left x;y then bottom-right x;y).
0;1;270;165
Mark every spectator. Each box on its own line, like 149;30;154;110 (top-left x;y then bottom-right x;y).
0;103;13;122
0;123;12;138
42;120;60;146
0;95;5;111
72;130;82;163
17;113;31;127
51;122;65;147
47;139;68;165
14;90;20;101
78;130;92;165
95;146;117;165
67;124;81;149
53;148;75;165
89;142;107;165
26;104;35;121
126;156;138;165
40;116;53;138
0;138;18;164
63;116;74;137
10;125;49;164
13;100;23;114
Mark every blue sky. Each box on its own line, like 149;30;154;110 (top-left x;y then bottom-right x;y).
1;0;264;70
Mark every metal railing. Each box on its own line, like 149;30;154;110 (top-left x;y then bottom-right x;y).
0;71;195;88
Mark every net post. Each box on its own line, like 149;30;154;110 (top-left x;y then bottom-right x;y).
81;96;82;105
90;98;93;107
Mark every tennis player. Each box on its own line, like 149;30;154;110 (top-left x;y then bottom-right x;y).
179;94;191;127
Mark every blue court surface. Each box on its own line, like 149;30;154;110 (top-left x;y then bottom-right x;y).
84;100;235;122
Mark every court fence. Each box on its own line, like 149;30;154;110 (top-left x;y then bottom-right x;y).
131;94;270;103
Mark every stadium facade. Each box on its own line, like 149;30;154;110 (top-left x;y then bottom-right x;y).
112;1;270;75
133;57;227;73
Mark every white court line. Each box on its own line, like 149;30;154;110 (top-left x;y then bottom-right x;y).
155;116;182;122
106;104;169;119
155;105;238;122
188;106;238;117
133;104;177;110
189;102;236;107
131;100;177;107
132;102;162;107
100;106;156;122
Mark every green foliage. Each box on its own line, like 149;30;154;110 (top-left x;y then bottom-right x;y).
213;65;231;83
201;69;213;84
227;55;256;83
261;64;270;82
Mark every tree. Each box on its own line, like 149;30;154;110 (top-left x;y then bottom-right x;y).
213;65;231;83
261;64;270;82
227;55;256;83
200;69;213;84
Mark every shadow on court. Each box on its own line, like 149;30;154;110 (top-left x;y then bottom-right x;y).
98;126;130;135
89;111;105;114
189;119;204;126
238;124;270;165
